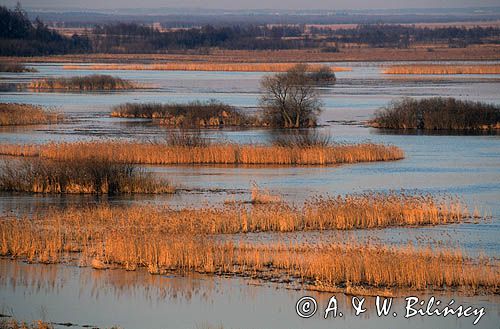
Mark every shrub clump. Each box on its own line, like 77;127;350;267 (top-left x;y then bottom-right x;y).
0;62;37;72
111;101;260;127
372;97;500;131
307;65;336;85
0;157;174;194
271;131;333;147
28;74;136;91
0;103;62;126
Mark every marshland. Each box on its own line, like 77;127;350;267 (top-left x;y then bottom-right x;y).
0;103;62;126
1;24;500;329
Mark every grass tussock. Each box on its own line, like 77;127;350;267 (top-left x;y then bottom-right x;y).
384;64;500;75
28;74;136;91
0;141;404;165
250;183;281;204
0;103;62;126
0;200;496;293
63;63;352;72
0;158;173;194
0;62;37;73
372;97;500;131
111;101;260;127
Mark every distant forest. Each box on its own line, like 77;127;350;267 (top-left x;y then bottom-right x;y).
1;4;499;56
0;5;91;56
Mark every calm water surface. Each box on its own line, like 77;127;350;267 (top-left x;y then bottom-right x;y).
0;62;499;327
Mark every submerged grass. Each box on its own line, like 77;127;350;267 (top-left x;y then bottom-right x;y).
0;197;496;293
28;74;136;91
63;63;352;72
0;141;405;165
0;158;173;194
371;97;500;131
384;64;500;75
0;103;62;126
111;101;260;127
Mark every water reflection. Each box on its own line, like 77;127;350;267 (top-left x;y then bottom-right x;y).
0;259;498;329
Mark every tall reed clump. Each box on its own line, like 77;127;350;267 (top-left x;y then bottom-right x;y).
0;62;37;73
372;97;500;131
28;74;136;91
63;63;352;73
0;103;62;126
0;208;497;293
0;158;173;194
0;141;405;165
111;101;260;127
384;64;500;75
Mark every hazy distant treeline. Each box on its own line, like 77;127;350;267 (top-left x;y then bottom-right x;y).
314;24;500;48
1;4;499;56
0;5;91;56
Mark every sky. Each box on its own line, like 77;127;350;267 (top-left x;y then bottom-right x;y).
1;0;499;10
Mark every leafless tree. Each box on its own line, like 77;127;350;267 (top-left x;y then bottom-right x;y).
260;64;322;128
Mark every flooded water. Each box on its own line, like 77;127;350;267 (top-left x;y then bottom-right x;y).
0;62;499;328
1;259;498;329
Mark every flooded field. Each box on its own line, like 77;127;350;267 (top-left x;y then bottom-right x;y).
0;61;499;328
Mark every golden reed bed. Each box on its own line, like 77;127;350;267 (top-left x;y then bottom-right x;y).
62;63;352;72
0;103;61;126
383;64;500;75
0;200;496;294
0;141;404;165
3;192;472;234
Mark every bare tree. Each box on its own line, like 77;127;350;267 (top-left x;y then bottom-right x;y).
260;64;322;128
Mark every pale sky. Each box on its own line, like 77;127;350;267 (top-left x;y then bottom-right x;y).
1;0;499;10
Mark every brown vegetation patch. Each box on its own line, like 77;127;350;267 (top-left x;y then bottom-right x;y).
371;97;500;131
0;62;36;73
0;103;62;126
0;157;174;194
111;101;260;127
0;319;52;329
5;46;500;64
28;74;136;91
384;64;500;74
63;62;351;72
0;141;405;165
0;198;495;293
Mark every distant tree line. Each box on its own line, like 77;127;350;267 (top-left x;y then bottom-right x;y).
0;4;91;56
91;23;310;52
313;24;500;48
2;4;499;56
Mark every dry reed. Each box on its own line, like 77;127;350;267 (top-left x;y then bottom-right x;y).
0;103;62;126
384;64;500;75
111;101;260;127
0;201;496;293
0;191;473;235
63;63;352;72
0;158;174;194
0;319;52;329
0;141;405;165
28;74;136;91
372;97;500;130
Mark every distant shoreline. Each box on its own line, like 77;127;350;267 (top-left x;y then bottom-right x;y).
2;46;499;64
